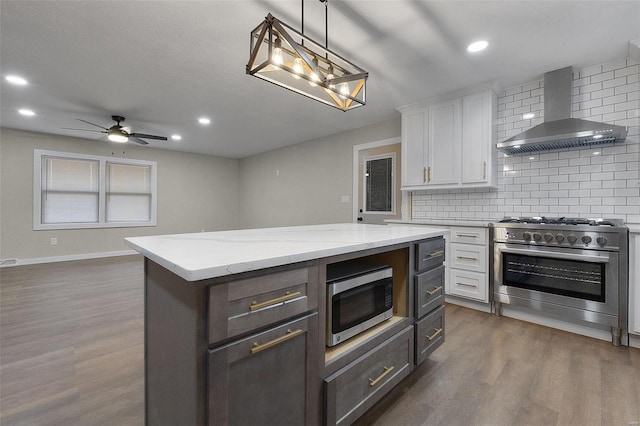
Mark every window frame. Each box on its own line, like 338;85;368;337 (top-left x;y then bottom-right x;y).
362;152;396;215
33;149;157;230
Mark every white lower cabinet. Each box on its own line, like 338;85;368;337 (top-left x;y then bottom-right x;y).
445;226;489;303
629;231;640;335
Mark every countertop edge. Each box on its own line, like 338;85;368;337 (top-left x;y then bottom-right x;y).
125;225;448;282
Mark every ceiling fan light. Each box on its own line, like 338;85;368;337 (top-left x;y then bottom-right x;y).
108;130;128;143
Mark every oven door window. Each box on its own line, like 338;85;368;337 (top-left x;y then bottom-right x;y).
331;279;392;333
502;252;606;302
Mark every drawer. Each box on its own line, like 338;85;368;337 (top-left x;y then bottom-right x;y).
415;265;444;319
208;313;316;426
415;237;445;272
325;326;414;426
415;304;445;366
208;267;317;344
449;269;488;302
449;227;487;245
450;243;486;273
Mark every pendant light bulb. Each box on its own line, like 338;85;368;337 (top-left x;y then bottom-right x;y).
272;37;283;66
309;57;321;87
325;65;336;93
339;82;349;100
292;57;304;79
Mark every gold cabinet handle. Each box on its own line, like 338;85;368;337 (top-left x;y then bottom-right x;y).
427;166;431;182
456;282;478;288
456;256;478;261
369;366;395;387
250;291;302;311
251;329;303;355
426;285;443;296
426;328;443;341
423;166;428;183
456;233;478;238
426;249;444;258
483;161;487;180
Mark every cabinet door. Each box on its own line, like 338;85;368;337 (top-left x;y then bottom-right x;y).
630;232;640;335
428;98;461;185
462;90;497;187
208;313;318;426
401;109;427;187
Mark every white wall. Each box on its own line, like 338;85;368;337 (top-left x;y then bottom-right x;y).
238;118;401;229
0;128;241;260
412;57;640;223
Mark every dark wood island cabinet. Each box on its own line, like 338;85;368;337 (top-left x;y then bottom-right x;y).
126;223;447;426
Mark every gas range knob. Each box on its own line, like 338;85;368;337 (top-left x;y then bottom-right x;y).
597;236;608;246
544;233;554;242
523;232;532;241
555;234;565;242
567;234;578;244
582;235;592;244
533;233;542;242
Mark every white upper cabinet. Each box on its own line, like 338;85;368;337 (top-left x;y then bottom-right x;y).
428;98;461;186
401;109;428;187
399;88;497;190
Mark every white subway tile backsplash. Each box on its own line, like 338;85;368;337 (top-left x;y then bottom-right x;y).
411;58;640;223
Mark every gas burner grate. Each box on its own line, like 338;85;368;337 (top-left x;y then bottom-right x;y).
497;217;619;226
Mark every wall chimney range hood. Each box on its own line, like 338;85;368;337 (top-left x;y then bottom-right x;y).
496;66;627;155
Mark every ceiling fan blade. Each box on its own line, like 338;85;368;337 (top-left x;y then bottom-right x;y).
130;132;167;141
61;127;106;133
129;136;149;145
76;118;108;130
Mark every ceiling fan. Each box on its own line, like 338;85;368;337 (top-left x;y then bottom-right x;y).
63;115;167;145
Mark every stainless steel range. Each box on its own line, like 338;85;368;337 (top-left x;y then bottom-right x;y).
490;217;629;346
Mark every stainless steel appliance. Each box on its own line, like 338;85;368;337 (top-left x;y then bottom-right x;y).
490;217;629;346
326;262;393;347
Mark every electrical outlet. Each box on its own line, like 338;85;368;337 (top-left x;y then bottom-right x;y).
50;237;58;246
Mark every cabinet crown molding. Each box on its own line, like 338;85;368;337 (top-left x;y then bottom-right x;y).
397;81;502;113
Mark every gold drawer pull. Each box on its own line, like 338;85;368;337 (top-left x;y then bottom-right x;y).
456;281;478;288
425;249;444;258
369;366;395;387
426;285;443;296
456;233;478;238
456;256;478;261
250;291;302;311
426;328;443;342
251;329;303;355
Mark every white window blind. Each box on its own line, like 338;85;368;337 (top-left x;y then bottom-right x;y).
34;150;157;230
106;162;152;222
41;157;100;224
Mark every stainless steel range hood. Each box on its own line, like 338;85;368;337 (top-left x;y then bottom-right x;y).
496;67;628;155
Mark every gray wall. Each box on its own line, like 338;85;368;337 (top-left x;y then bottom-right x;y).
0;128;241;260
238;118;401;228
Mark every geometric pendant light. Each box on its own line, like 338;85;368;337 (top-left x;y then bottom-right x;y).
246;1;368;111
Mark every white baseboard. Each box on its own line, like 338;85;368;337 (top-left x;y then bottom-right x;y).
0;249;139;268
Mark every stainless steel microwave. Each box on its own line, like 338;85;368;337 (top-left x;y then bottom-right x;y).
326;263;393;347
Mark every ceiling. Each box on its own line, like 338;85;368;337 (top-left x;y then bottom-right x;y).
1;1;639;159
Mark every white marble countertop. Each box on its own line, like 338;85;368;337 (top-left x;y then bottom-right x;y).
125;223;448;281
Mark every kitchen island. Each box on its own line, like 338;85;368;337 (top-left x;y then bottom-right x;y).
125;223;448;426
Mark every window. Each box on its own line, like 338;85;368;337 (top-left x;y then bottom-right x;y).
34;150;157;230
363;154;395;214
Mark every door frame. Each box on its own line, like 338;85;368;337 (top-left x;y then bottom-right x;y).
352;137;410;223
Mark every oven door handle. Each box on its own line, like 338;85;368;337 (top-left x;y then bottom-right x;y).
499;247;610;264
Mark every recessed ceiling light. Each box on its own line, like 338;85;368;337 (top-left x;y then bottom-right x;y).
6;75;28;85
522;113;535;120
198;117;211;125
467;40;488;53
171;134;182;141
18;108;35;116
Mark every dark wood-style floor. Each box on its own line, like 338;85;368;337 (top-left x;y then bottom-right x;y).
1;256;639;425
